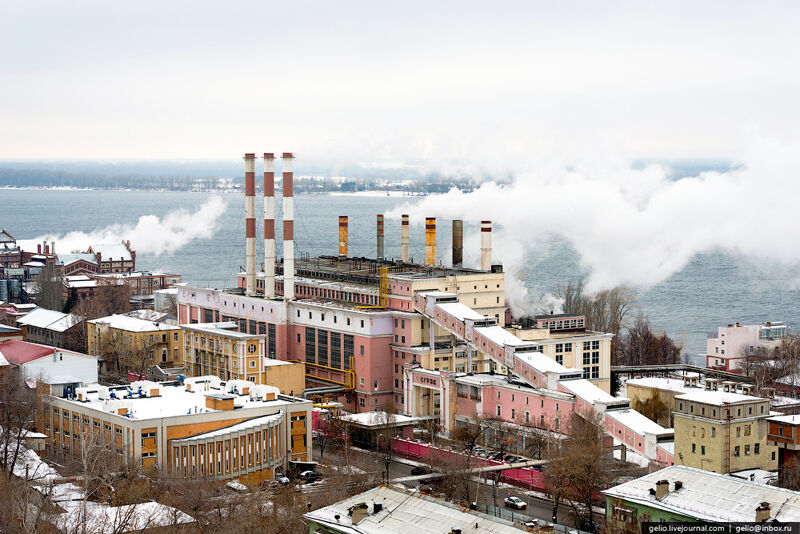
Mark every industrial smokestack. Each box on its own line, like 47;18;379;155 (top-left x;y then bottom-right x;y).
51;241;56;256
338;216;349;258
452;220;463;268
282;153;295;300
263;153;276;298
244;153;257;296
401;214;409;262
376;214;384;261
425;217;436;266
481;220;492;271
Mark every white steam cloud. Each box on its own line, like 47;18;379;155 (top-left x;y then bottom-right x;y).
36;196;227;256
387;137;800;313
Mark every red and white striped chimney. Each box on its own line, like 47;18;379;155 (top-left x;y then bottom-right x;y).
376;214;385;261
244;153;257;296
282;153;295;300
263;153;276;298
480;220;492;271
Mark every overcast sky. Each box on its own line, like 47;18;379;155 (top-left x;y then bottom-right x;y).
2;1;799;170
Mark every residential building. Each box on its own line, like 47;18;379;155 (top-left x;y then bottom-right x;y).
87;314;182;372
673;389;777;473
304;485;538;534
0;323;23;342
767;414;800;469
39;376;312;484
603;465;800;526
64;271;182;302
16;307;85;352
706;321;789;372
0;339;98;391
181;321;305;394
56;252;99;276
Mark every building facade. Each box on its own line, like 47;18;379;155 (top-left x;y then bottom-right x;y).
39;376;312;485
673;390;777;473
706;321;789;372
87;314;182;372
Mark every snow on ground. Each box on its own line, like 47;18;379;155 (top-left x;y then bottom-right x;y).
612;438;651;468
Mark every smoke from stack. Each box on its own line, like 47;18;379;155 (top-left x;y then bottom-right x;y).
338;216;349;258
244;153;257;296
425;217;436;266
452;220;463;268
376;214;384;261
401;214;409;262
263;153;276;298
481;220;492;271
282;153;295;300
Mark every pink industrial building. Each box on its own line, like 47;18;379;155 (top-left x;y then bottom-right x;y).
706;321;789;372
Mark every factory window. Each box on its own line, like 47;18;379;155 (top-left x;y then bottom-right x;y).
308;312;312;319
258;322;266;335
734;446;740;457
394;364;398;373
736;427;741;438
297;310;300;318
268;324;276;358
394;379;398;388
745;445;751;455
401;319;405;328
318;330;328;366
347;318;351;326
250;361;255;368
394;319;398;327
772;451;776;461
401;336;405;343
691;443;696;453
305;328;316;363
331;332;342;368
360;345;365;356
583;352;590;365
755;444;760;454
556;354;563;365
565;343;572;351
701;445;705;455
297;333;301;343
174;332;178;342
334;316;337;324
592;352;599;364
745;425;751;436
496;405;502;417
359;398;365;408
360;320;365;328
344;334;354;366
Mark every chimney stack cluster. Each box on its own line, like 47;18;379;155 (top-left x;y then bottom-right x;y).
242;152;295;301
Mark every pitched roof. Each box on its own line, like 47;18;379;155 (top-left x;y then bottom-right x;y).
16;307;79;332
602;465;800;522
0;340;55;364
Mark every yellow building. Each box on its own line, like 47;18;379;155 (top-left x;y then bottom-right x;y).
509;318;613;393
673;390;777;473
87;314;182;372
182;322;305;394
39;376;312;485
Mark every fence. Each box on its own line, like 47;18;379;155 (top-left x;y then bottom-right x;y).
391;438;548;492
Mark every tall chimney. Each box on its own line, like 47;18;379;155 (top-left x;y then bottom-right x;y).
376;214;384;261
338;216;349;258
401;214;410;262
425;217;436;266
244;153;257;296
480;220;492;271
282;153;295;300
51;241;55;255
263;153;276;298
452;220;463;268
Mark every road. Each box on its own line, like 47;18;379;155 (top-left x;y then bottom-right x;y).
313;443;575;527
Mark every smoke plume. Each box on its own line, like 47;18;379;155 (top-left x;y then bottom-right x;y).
36;195;227;256
387;137;800;312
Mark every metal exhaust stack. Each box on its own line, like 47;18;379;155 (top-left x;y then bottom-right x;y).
425;217;436;266
263;153;276;298
282;153;295;300
481;220;492;271
244;153;257;296
338;216;349;258
401;214;409;262
452;220;463;268
376;214;384;261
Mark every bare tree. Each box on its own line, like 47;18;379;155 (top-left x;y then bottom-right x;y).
630;391;671;427
616;314;682;366
33;262;65;312
545;413;617;531
420;416;442;447
0;371;37;476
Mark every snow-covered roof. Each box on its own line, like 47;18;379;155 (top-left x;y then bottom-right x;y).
560;378;618;404
675;390;764;406
57;377;304;421
602;465;800;522
16;307;79;332
607;408;672;436
514;350;577;375
474;325;529;347
88;314;179;332
768;414;800;425
56;500;194;533
304;485;530;534
339;411;418;427
437;301;484;321
182;321;261;339
57;252;97;266
89;243;132;261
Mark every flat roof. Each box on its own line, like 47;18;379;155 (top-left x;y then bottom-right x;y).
58;378;305;421
182;321;262;339
88;314;180;332
340;411;418;427
768;414;800;425
675;390;765;406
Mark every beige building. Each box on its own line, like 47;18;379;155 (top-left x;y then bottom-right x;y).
88;314;182;372
673;389;777;473
40;376;312;485
182;322;305;394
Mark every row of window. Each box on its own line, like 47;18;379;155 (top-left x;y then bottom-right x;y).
302;328;354;369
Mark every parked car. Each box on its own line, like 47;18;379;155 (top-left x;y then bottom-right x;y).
503;455;516;462
504;496;527;510
492;452;506;461
298;470;320;483
411;466;432;476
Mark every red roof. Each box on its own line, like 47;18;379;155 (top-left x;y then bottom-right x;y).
0;340;55;364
